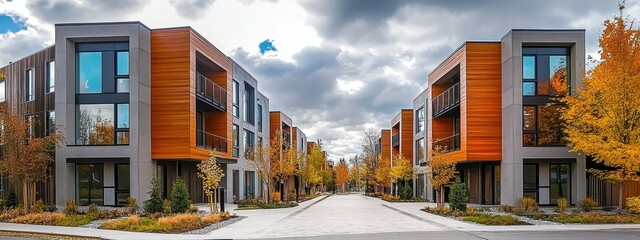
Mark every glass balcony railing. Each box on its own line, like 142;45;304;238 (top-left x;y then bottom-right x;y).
433;133;460;152
392;133;400;147
196;129;228;152
432;82;460;117
196;72;227;111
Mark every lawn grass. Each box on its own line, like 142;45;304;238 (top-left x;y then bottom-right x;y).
463;213;527;225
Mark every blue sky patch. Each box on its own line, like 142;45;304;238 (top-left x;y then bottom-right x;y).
0;14;26;33
259;39;277;54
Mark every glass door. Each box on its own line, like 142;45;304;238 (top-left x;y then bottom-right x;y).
115;164;130;206
76;164;104;206
550;163;570;204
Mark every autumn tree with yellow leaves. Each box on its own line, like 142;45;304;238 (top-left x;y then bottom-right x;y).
429;145;457;208
390;154;413;196
197;151;225;213
335;159;349;192
562;3;640;211
375;154;392;192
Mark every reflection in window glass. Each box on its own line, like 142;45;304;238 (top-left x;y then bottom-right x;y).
76;164;104;206
537;105;566;146
523;82;536;96
27;69;34;101
416;108;425;132
416;138;425;162
117;78;129;93
117;104;129;128
117;132;129;145
47;111;56;135
76;104;114;145
77;52;103;93
116;52;129;75
523;164;537;191
523;56;536;79
549;56;568;96
523;133;536;146
47;61;55;93
523;106;536;131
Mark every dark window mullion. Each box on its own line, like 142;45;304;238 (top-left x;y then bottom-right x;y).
102;51;115;94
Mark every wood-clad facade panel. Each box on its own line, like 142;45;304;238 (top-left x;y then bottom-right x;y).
150;28;192;159
380;129;391;162
465;43;502;161
400;110;414;164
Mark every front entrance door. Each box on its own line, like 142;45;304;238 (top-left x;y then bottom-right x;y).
76;164;104;206
550;163;571;204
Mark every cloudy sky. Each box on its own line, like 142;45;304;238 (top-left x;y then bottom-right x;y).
1;0;638;162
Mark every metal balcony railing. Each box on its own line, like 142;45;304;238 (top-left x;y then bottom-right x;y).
433;133;461;152
392;133;400;147
432;82;460;117
196;129;228;152
282;131;291;147
196;73;227;111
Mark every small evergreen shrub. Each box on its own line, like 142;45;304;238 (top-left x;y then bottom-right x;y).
449;178;468;212
4;190;18;208
86;203;99;216
64;199;78;215
171;178;191;214
144;174;164;214
580;197;599;212
163;199;172;214
626;197;640;214
518;197;538;213
556;197;569;213
399;184;412;200
126;197;138;214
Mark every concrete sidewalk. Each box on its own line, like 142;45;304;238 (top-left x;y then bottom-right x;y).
0;194;331;240
365;195;640;232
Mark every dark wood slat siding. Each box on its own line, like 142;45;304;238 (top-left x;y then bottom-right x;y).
0;46;55;138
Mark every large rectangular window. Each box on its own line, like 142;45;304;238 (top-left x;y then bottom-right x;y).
116;104;130;145
232;124;239;157
523;164;538;201
257;104;263;132
77;52;103;93
416;138;425;164
46;61;55;93
416;107;425;133
233;81;239;118
47;111;55;135
76;104;130;145
0;80;5;102
76;164;104;206
26;69;34;101
115;164;130;206
550;163;570;204
244;130;255;148
523;104;566;146
522;48;569;97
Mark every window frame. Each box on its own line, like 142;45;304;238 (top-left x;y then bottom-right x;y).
232;81;239;118
0;79;5;103
415;107;425;133
46;110;56;135
46;60;55;93
523;163;539;201
26;68;35;102
232;124;239;157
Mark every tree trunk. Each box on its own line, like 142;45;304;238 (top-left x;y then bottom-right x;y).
213;189;218;214
22;182;29;212
619;183;624;213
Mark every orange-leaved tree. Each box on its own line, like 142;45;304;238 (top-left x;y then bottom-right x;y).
335;159;349;192
429;144;456;208
562;3;640;212
197;151;225;213
375;154;392;192
0;105;63;212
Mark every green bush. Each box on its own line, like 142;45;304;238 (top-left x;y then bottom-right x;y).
144;174;164;214
399;184;412;200
64;199;78;215
580;197;599;212
449;178;468;212
171;178;191;213
626;197;640;214
556;197;569;213
4;190;18;208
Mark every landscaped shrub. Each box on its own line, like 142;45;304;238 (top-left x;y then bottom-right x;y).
518;197;538;213
171;178;191;214
449;178;468;212
126;197;138;214
4;190;18;208
556;197;569;213
271;192;281;202
580;197;599;212
101;215;166;232
0;208;24;222
163;199;172;214
626;197;640;214
399;184;412;200
10;212;65;225
537;213;640;224
101;212;234;233
86;203;99;216
32;199;46;213
498;205;518;213
64;199;78;215
381;193;400;202
463;213;526;225
144;175;164;214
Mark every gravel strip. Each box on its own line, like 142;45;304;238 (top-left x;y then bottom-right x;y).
185;216;247;235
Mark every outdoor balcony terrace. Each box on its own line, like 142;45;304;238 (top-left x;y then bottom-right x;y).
196;72;227;112
196;129;228;153
432;82;460;118
433;133;460;152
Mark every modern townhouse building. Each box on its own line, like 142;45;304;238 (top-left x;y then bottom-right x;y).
269;111;294;199
413;89;429;200
420;29;586;206
374;129;390;193
0;21;277;207
226;61;270;203
291;127;307;198
390;109;414;193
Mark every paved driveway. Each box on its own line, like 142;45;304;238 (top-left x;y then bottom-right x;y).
242;193;444;239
